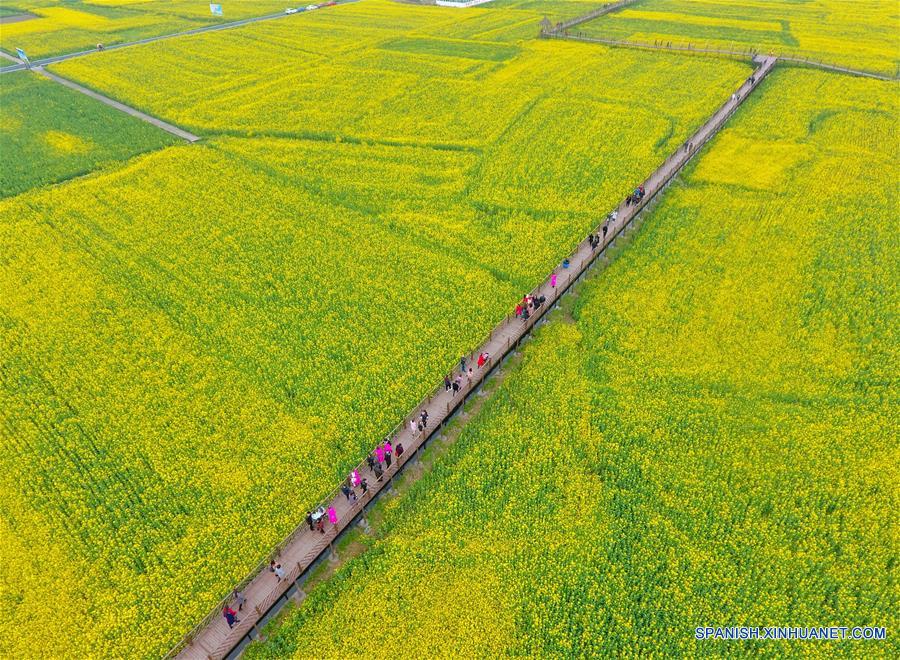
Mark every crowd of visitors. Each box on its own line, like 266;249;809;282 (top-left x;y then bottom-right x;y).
223;186;658;632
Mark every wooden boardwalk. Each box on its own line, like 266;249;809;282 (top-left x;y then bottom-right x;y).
545;31;897;82
172;54;777;660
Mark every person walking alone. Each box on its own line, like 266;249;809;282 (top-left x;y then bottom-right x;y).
232;589;246;612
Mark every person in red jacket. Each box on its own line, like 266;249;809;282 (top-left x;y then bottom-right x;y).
223;606;239;629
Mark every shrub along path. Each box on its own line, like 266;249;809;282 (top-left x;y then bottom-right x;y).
173;53;777;660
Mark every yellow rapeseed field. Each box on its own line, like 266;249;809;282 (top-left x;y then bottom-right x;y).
243;68;899;658
0;4;751;653
581;0;899;75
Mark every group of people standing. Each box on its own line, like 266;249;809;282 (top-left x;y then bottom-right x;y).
515;292;546;322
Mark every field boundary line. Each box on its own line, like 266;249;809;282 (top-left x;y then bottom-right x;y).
0;0;361;75
169;54;777;660
33;67;202;143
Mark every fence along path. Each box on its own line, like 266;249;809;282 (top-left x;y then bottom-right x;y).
172;54;777;660
544;0;637;33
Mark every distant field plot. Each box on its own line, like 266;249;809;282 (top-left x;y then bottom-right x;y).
579;0;899;75
52;2;749;148
0;0;289;59
0;70;174;196
1;13;749;651
243;68;900;658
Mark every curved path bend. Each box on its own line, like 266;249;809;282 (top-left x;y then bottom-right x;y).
171;54;777;660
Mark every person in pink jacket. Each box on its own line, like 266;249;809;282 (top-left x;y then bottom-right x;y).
327;506;337;525
551;273;557;287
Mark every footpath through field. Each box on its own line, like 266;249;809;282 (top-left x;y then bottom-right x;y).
33;67;201;142
544;28;897;82
172;54;777;660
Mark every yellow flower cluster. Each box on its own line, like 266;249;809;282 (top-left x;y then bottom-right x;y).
242;69;899;657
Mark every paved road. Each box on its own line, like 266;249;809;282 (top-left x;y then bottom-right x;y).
170;54;778;660
35;67;201;142
0;1;360;75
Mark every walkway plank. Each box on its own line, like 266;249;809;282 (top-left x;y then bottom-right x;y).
170;55;777;660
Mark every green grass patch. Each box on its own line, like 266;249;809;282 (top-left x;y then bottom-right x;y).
380;36;520;61
0;70;176;197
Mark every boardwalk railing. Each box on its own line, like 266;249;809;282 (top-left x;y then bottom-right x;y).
542;0;637;35
170;55;777;660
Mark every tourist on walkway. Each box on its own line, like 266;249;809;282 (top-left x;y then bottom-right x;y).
459;355;467;373
515;303;523;318
341;483;352;500
396;443;404;458
360;477;369;494
306;511;314;531
550;273;557;288
602;223;608;239
223;606;239;629
350;469;360;488
312;506;326;533
328;506;338;526
452;375;462;394
274;563;286;581
375;444;385;465
409;418;418;437
420;409;428;428
232;589;246;612
384;441;393;468
444;374;452;391
374;461;383;482
366;454;376;471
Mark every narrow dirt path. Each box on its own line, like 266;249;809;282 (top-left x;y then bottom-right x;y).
171;54;777;660
34;67;201;143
